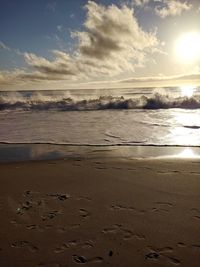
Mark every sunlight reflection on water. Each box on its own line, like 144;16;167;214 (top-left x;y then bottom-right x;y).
177;148;199;158
167;109;200;146
180;85;196;97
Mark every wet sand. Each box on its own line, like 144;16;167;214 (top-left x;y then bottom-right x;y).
0;157;200;267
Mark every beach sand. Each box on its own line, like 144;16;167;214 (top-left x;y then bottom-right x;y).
0;157;200;267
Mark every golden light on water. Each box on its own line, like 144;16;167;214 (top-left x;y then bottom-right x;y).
175;32;200;63
168;110;200;146
174;110;199;125
180;85;195;97
178;148;198;158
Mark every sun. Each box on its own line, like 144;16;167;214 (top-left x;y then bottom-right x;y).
180;85;195;97
175;32;200;63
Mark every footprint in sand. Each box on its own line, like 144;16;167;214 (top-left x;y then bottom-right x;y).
23;190;70;203
79;209;90;218
77;196;92;202
155;202;173;207
11;241;38;252
46;193;71;201
102;224;122;234
54;243;70;254
133;233;145;240
23;190;40;198
54;240;79;253
151;202;173;213
16;195;46;216
190;208;200;220
16;200;33;215
166;256;181;265
121;229;134;240
145;247;180;265
147;246;173;255
102;224;145;241
26;224;38;230
145;252;160;260
110;204;148;215
110;204;135;212
54;240;94;254
73;255;103;264
81;241;94;249
177;242;186;248
41;210;61;221
95;166;108;170
26;224;51;232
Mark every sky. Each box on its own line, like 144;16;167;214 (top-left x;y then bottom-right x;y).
0;0;200;90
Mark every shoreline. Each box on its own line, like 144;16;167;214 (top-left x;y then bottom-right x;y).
1;143;200;163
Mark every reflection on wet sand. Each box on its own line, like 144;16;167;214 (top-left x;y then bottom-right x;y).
0;144;200;162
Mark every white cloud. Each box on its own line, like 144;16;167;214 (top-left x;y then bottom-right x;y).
73;1;158;74
0;1;159;87
24;50;78;77
155;0;192;18
131;0;150;6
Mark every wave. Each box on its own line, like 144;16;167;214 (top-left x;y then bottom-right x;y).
1;93;200;111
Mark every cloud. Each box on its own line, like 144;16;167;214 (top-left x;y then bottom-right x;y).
0;41;10;51
0;70;25;86
120;73;200;83
24;51;78;78
155;0;192;18
131;0;150;7
0;1;159;87
0;41;25;56
57;25;62;32
80;1;159;69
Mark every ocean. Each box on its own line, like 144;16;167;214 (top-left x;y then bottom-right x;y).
1;86;200;161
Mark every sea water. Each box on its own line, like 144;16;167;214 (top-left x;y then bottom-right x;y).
0;86;200;161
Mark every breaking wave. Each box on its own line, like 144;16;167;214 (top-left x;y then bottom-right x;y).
1;93;200;111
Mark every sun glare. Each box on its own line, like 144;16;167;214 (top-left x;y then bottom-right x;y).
175;32;200;63
180;85;195;97
178;148;197;158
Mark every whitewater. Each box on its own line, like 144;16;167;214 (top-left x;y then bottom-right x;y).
1;86;200;147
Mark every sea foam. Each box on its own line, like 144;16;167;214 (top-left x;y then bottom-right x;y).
1;92;200;111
